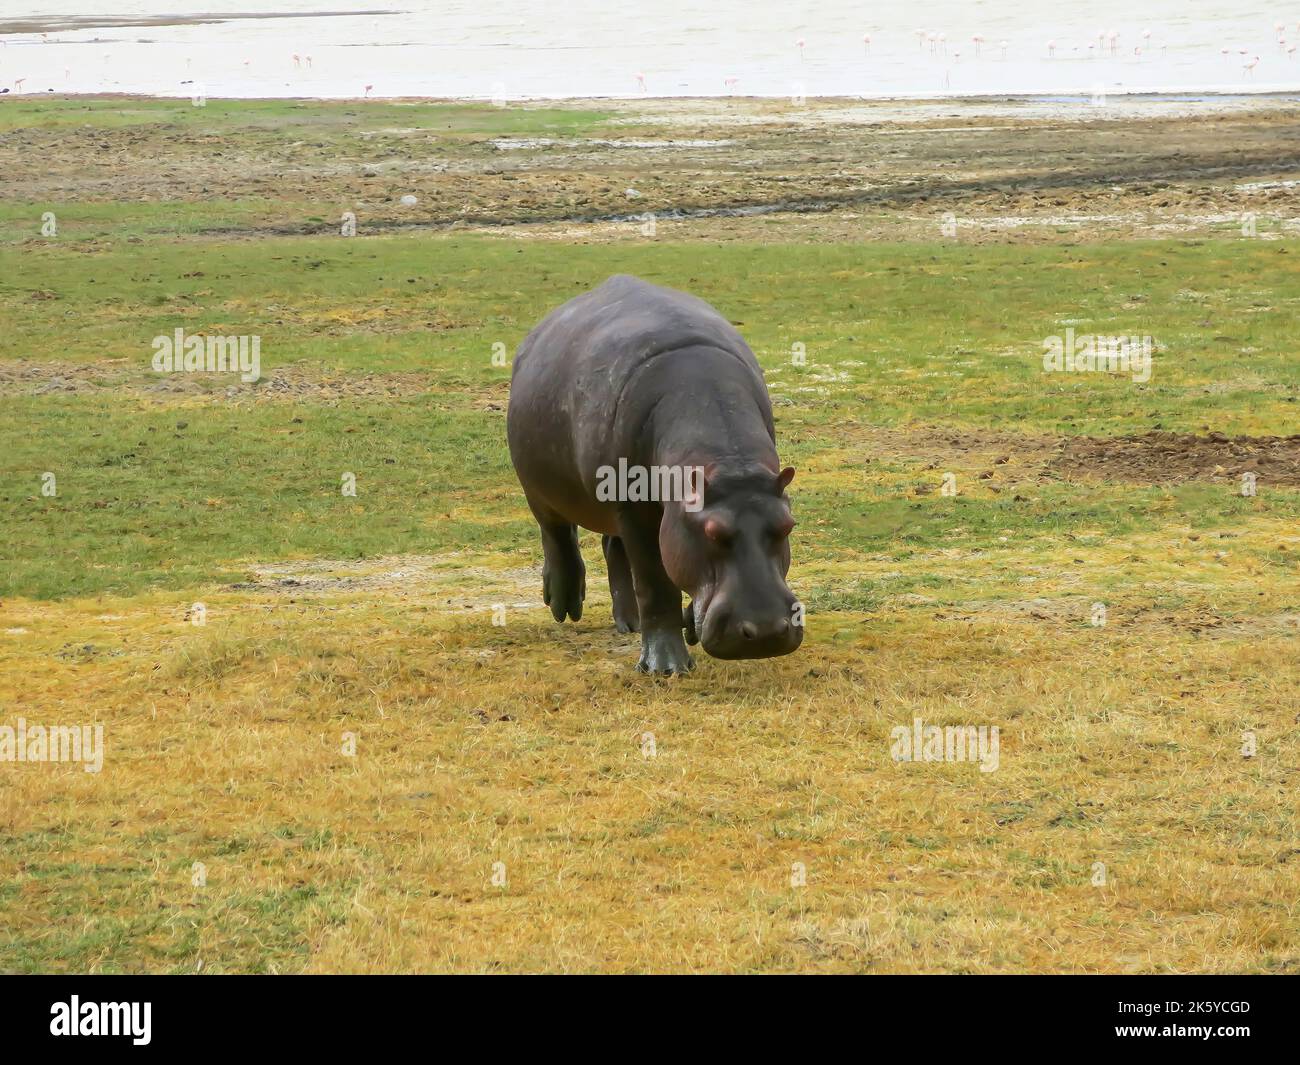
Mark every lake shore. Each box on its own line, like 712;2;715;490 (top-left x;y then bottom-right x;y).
4;93;1297;245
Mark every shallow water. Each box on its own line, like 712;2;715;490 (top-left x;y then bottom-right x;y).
2;0;1299;100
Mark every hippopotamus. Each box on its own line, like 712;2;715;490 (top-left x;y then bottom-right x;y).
507;274;802;674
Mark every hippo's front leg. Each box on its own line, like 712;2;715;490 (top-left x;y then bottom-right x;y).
617;509;694;675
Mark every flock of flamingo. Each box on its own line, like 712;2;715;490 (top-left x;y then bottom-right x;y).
675;21;1300;95
0;21;1298;97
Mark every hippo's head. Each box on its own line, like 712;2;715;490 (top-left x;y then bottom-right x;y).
661;464;803;660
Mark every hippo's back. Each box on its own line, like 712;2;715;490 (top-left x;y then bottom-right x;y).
507;275;770;516
513;274;758;389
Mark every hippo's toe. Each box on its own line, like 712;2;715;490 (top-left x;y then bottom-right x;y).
636;631;695;675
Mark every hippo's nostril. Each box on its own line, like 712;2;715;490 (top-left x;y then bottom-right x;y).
740;621;758;639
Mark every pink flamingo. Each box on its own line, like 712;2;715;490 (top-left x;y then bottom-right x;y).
862;34;871;53
634;71;646;91
1243;56;1259;77
971;34;983;58
796;38;805;60
1107;30;1119;55
1000;40;1008;60
293;54;300;67
723;76;738;91
14;78;25;93
1047;39;1056;58
364;83;373;96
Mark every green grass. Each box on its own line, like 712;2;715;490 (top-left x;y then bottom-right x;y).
2;234;1297;599
2;827;355;974
1;397;508;597
4;235;1296;417
0;96;613;135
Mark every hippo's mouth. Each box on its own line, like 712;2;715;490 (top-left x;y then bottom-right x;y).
692;583;803;660
685;590;711;646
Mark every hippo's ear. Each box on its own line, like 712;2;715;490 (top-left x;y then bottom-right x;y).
776;466;796;492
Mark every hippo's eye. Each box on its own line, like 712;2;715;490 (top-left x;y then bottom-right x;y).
772;517;795;540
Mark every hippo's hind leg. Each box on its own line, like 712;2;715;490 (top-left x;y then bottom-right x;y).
616;510;693;676
525;495;585;623
601;535;640;633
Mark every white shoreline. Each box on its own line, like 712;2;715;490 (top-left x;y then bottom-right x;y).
8;88;1300;106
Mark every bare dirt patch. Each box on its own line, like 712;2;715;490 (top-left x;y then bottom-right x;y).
856;425;1300;486
226;553;538;607
931;595;1300;637
1052;431;1300;486
0;359;441;403
0;359;132;396
861;425;1060;464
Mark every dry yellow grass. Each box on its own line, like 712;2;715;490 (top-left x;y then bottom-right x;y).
3;527;1296;973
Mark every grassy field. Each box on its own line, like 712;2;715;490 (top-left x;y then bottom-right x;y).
1;98;1297;973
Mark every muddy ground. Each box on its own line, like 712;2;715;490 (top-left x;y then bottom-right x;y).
4;94;1300;242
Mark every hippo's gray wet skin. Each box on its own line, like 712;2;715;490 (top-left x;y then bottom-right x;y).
507;274;802;674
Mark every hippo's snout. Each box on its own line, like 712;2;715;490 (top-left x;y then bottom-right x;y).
701;600;803;660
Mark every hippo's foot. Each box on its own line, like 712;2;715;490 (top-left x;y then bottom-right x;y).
542;558;585;623
612;597;640;634
636;629;695;676
536;518;585;622
683;600;699;646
